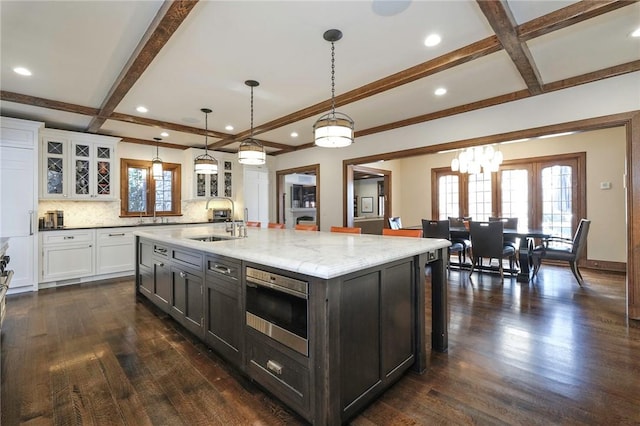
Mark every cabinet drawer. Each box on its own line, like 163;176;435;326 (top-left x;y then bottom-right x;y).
206;255;240;281
96;228;134;245
172;247;203;270
152;243;169;258
42;230;94;245
246;331;310;416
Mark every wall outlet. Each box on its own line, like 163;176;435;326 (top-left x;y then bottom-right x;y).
600;181;612;190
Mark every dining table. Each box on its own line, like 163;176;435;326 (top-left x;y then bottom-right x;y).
448;226;551;282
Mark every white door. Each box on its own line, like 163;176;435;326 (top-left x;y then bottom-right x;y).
244;168;269;226
0;146;37;291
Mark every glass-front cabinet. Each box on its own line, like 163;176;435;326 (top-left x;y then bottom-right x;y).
40;129;120;200
185;148;234;200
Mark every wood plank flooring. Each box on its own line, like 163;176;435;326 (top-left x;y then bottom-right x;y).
2;265;639;425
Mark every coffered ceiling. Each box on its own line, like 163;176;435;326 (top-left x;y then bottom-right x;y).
1;1;638;155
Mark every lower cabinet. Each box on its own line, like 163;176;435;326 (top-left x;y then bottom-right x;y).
170;265;204;336
41;229;95;282
96;228;134;275
204;254;242;366
151;244;171;312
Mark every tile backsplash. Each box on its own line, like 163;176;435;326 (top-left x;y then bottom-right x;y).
38;200;211;228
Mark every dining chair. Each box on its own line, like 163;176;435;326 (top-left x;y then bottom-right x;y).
245;221;261;228
388;217;402;230
295;224;318;231
448;216;472;262
267;222;285;229
468;220;516;280
382;228;422;238
330;226;361;234
531;218;591;286
489;216;519;265
421;219;464;265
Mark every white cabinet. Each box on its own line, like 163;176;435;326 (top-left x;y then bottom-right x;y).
243;167;269;226
41;229;95;282
95;228;135;275
0;117;43;293
183;148;236;200
40;129;120;200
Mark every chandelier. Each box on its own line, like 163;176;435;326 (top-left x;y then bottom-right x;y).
451;145;503;174
194;108;218;174
151;137;163;180
238;80;266;165
313;29;354;148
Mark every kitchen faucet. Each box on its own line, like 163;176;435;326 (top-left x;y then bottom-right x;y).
205;196;241;236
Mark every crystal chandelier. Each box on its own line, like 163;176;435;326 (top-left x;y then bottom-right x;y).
238;80;266;165
194;108;218;174
151;137;163;180
313;29;354;148
451;145;503;174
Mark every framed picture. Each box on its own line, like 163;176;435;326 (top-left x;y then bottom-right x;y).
361;196;373;213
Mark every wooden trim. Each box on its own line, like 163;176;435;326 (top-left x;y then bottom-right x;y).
627;112;640;319
584;259;626;274
344;165;391;228
87;1;199;133
275;164;320;230
120;137;191;150
119;158;182;217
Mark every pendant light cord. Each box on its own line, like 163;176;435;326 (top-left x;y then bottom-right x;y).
204;112;209;154
250;85;254;138
330;41;336;116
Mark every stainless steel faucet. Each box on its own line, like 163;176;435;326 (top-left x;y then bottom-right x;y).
205;196;239;236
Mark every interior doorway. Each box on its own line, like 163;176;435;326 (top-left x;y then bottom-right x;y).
276;164;320;229
345;164;391;234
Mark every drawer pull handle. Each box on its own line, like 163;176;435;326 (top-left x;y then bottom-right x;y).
266;360;283;375
108;233;126;237
154;248;167;254
155;262;164;267
179;271;187;278
64;236;75;240
210;264;231;275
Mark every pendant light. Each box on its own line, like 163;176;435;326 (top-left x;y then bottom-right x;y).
151;137;163;180
313;29;354;148
194;108;218;174
238;80;266;165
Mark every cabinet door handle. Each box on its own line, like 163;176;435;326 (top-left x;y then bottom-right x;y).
108;233;126;237
179;271;187;278
29;211;34;235
266;360;283;375
154;262;164;267
154;247;167;254
64;236;75;240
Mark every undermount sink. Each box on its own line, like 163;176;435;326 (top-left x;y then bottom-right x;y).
189;235;234;242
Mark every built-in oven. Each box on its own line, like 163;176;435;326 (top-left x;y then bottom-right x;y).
245;266;308;356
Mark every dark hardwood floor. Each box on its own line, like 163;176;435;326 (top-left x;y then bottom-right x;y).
2;265;639;425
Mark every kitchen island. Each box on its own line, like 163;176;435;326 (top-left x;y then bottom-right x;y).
134;226;449;425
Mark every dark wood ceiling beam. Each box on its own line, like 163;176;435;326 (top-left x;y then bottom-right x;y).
108;112;230;139
209;36;502;149
542;59;640;92
477;0;543;95
0;91;99;116
119;136;190;150
86;0;199;133
518;0;635;41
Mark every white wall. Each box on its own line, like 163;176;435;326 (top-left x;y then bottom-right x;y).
273;73;638;262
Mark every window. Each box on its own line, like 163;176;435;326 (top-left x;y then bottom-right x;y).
120;158;181;217
433;153;584;234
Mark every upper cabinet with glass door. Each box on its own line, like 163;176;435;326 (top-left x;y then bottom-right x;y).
183;148;235;200
40;129;121;201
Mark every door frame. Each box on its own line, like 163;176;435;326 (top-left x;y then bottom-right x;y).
276;164;320;229
344;164;391;228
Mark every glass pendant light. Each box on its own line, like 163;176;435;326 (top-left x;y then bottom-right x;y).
151;137;163;180
194;108;218;174
238;80;266;165
313;29;354;148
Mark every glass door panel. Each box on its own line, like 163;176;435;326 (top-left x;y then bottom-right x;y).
500;168;530;230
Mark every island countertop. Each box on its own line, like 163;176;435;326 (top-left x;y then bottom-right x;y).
134;225;450;279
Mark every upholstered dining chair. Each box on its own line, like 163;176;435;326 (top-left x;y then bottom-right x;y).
531;218;591;286
330;226;362;234
468;220;516;280
388;217;402;230
382;228;422;238
267;222;285;229
295;224;318;231
448;216;472;263
245;221;261;228
421;219;464;265
489;216;519;266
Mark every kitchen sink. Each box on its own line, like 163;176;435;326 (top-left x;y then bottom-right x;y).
189;235;235;242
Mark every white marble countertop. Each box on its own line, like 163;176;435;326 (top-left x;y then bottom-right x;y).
134;226;450;279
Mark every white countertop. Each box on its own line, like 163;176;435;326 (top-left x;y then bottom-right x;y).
134;226;450;279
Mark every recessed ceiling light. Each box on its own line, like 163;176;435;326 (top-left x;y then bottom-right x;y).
631;28;640;38
291;132;299;138
434;87;447;96
225;125;234;131
424;34;441;47
160;131;169;137
13;67;32;76
136;106;148;113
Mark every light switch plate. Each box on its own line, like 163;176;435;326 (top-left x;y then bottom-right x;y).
600;181;612;190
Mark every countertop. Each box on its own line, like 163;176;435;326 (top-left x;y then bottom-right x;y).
39;221;213;232
134;226;450;279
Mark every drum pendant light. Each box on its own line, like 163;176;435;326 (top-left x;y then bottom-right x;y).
151;137;163;180
238;80;266;165
313;29;354;148
194;108;218;174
